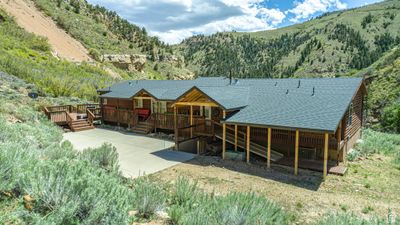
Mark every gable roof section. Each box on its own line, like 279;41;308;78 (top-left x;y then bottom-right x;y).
224;77;364;133
173;86;250;110
100;77;229;100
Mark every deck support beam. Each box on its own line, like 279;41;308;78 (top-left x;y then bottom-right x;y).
294;130;299;175
222;110;226;160
246;126;250;163
174;106;178;150
323;133;329;179
267;128;271;168
234;125;238;151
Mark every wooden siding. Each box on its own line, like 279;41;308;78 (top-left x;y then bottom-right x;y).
342;86;364;151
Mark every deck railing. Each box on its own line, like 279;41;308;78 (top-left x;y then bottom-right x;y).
44;104;100;124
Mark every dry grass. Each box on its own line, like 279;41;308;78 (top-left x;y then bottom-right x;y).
151;155;400;224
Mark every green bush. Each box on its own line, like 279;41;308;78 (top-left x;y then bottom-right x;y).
316;212;400;225
172;176;201;206
22;159;132;224
357;129;400;155
79;143;120;174
382;104;400;133
347;149;360;161
177;192;289;225
0;142;35;192
132;177;166;219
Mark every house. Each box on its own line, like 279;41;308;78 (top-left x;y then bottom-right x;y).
97;77;367;178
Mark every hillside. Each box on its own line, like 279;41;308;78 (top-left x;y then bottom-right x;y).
31;0;193;80
178;0;400;78
0;0;91;62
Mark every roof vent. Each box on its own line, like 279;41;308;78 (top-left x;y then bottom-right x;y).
233;79;239;85
274;81;278;86
297;80;301;88
286;89;289;95
128;81;132;86
312;87;315;96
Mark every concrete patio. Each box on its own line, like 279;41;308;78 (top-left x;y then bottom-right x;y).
63;128;195;178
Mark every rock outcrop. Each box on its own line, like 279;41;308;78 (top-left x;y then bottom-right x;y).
101;54;146;72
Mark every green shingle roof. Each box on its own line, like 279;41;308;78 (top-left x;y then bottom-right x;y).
100;77;364;133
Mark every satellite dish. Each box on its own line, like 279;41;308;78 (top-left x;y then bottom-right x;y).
28;92;39;99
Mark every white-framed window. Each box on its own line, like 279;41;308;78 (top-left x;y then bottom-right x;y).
204;106;212;119
103;98;107;105
135;99;143;108
347;103;353;127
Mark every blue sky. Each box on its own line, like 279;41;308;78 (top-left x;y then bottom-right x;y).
87;0;383;44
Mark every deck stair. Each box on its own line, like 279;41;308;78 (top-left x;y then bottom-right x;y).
216;131;284;162
69;119;94;132
132;121;154;134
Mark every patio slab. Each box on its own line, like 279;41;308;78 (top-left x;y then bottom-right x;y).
63;128;195;178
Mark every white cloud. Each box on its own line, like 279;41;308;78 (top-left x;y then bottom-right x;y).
287;0;347;22
88;0;285;44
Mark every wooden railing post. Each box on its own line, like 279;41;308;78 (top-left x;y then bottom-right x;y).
234;125;238;151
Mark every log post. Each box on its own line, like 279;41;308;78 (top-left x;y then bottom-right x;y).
234;124;238;151
323;133;329;179
246;126;250;163
294;130;299;175
222;110;226;159
267;128;271;168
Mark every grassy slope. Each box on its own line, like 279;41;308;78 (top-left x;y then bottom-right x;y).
33;0;194;80
179;0;400;77
0;9;126;100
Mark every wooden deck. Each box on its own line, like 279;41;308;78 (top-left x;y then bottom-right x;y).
276;157;347;175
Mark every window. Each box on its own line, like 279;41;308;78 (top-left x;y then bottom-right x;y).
347;103;353;127
103;98;107;105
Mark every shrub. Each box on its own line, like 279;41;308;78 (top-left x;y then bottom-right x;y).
79;143;120;174
316;212;400;225
347;149;360;161
132;177;166;218
177;192;289;225
172;176;201;206
357;129;400;155
0;142;35;192
382;104;400;133
22;159;132;224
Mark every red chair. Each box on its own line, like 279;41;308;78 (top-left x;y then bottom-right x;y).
136;108;150;120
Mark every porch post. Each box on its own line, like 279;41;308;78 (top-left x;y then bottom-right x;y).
174;106;178;150
267;128;271;168
337;123;343;164
246;126;250;163
222;110;226;159
190;105;193;138
294;130;299;175
234;124;238;151
323;133;329;179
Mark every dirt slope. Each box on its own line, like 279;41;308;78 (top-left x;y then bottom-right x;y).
0;0;92;62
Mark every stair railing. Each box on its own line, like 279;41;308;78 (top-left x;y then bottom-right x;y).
86;108;95;126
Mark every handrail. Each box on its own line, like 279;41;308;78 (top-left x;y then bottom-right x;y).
66;112;74;128
86;108;95;126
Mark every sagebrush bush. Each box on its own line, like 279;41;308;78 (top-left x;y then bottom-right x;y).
176;192;289;225
0;142;36;192
358;129;400;155
22;159;132;224
132;177;166;218
172;176;201;206
316;212;400;225
79;143;120;174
